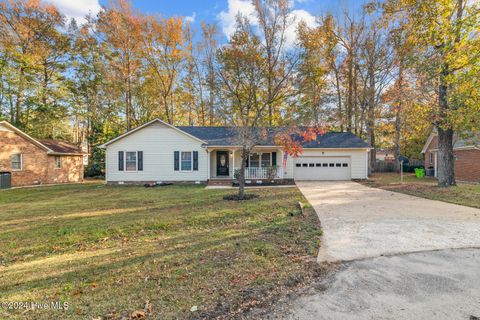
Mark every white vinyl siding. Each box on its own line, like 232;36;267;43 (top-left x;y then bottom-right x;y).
106;122;207;182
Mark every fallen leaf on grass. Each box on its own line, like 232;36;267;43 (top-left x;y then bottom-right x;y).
131;310;145;319
144;300;153;314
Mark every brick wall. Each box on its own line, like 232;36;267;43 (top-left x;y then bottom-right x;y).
0;129;84;187
45;154;84;184
454;149;480;182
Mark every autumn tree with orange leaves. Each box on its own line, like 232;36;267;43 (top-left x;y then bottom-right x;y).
141;15;191;125
0;0;65;131
97;0;143;130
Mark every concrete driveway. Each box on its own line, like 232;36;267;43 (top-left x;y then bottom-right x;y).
269;248;480;320
266;182;480;320
296;181;480;262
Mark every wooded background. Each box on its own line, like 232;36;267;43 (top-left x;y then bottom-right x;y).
0;0;478;179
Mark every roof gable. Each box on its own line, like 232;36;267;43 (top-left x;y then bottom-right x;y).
0;121;51;152
422;131;480;153
0;121;85;155
421;132;436;154
100;119;207;148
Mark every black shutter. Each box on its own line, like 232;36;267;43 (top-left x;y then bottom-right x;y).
174;151;179;171
272;152;277;166
193;151;198;171
246;156;249;168
138;151;143;171
118;151;124;171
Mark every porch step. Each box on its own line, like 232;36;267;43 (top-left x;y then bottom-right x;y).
207;179;233;187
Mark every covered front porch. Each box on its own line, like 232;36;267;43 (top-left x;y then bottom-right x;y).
207;147;285;180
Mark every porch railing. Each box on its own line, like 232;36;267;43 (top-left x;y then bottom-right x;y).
244;166;283;180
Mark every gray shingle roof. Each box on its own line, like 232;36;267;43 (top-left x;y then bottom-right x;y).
177;126;369;148
454;133;480;148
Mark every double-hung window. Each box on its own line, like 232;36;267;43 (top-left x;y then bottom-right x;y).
54;156;62;169
12;154;22;170
181;151;192;171
261;153;271;167
249;154;260;167
125;152;137;171
248;153;271;168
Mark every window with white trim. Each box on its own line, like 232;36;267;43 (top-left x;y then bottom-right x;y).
125;152;137;171
261;153;271;167
54;156;62;169
12;154;22;170
181;151;192;171
249;153;260;167
429;152;433;164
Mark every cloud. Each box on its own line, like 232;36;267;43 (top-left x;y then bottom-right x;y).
43;0;102;25
185;12;196;24
285;9;317;47
217;0;256;39
217;0;317;48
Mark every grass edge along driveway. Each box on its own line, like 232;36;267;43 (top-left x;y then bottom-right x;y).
358;172;480;209
0;183;324;319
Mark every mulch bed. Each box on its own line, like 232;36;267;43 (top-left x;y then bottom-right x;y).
223;194;260;201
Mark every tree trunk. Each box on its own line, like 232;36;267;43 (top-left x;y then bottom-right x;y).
125;56;132;130
267;71;273;126
346;53;353;132
437;127;455;186
394;109;401;172
333;66;343;131
163;95;171;124
367;60;376;174
437;64;456;187
238;147;247;199
353;63;360;135
208;68;215;125
394;60;403;172
15;66;25;126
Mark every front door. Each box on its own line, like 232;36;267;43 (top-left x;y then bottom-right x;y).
216;151;229;176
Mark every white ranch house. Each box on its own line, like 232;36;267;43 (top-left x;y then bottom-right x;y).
100;119;369;185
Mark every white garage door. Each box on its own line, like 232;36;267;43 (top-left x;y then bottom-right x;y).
294;157;351;181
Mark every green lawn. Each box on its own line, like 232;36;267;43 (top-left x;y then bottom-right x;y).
0;183;322;319
360;173;480;209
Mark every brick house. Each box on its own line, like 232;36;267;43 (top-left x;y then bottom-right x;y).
421;131;480;182
0;121;86;187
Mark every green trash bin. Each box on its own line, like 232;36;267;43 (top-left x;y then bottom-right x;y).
414;168;425;178
0;172;12;189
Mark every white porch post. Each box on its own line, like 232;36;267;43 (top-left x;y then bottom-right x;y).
232;149;235;178
207;149;210;179
280;149;284;178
